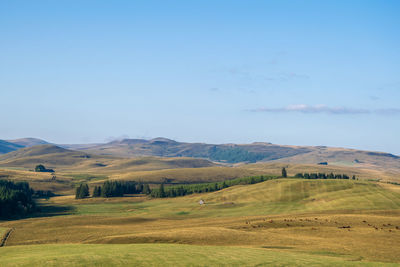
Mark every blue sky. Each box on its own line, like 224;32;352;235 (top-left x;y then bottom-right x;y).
1;0;399;154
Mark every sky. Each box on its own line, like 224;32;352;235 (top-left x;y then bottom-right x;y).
1;0;399;154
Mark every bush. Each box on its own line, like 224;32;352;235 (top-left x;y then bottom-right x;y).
35;164;54;173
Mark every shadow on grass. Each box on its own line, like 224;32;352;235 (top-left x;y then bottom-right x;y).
0;204;76;222
29;203;76;218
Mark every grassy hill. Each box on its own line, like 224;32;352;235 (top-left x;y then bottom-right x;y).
244;162;400;182
64;138;400;174
6;138;49;147
271;146;400;173
76;138;311;162
1;179;400;264
2;138;400;176
0;145;215;173
0;140;23;154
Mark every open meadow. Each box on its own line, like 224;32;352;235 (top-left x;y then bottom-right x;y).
1;178;400;266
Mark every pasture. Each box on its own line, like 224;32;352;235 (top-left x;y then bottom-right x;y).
1;179;400;265
0;243;397;267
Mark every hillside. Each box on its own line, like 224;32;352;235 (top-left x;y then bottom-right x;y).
0;144;216;174
0;144;93;168
6;138;49;147
2;179;400;264
73;138;310;162
271;146;400;173
72;138;305;161
0;140;23;154
2;137;400;174
66;138;400;173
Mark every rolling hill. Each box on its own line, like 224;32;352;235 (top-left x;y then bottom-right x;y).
0;140;23;154
2;179;400;264
68;138;313;162
66;138;400;173
0;144;216;174
2;137;400;174
6;138;49;147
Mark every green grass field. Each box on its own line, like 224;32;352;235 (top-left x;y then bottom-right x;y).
65;179;400;219
1;179;400;265
0;243;397;267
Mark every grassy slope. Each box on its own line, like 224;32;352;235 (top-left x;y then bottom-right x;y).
1;159;398;197
41;179;400;219
0;243;396;267
245;162;400;182
271;147;400;173
0;145;215;173
2;179;400;264
0;227;7;238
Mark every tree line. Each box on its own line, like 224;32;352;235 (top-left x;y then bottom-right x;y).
74;171;358;200
76;180;151;199
75;175;276;199
150;175;275;198
294;172;356;180
0;180;36;219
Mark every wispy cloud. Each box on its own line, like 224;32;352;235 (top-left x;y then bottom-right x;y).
248;104;400;115
375;108;400;115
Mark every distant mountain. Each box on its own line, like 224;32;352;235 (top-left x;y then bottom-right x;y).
1;137;399;173
68;138;400;172
0;138;49;154
0;144;92;166
0;140;24;154
0;144;215;172
74;138;311;162
6;138;49;147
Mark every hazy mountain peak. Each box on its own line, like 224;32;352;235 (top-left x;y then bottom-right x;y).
7;138;49;147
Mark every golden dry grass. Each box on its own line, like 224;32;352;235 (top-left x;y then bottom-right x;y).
1;179;400;263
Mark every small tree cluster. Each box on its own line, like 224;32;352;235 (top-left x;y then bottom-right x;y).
294;173;352;180
34;164;54;173
75;183;89;199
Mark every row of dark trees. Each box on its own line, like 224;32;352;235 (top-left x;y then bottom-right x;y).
76;181;151;199
150;175;275;198
74;171;358;200
75;175;276;199
0;180;36;219
294;172;356;180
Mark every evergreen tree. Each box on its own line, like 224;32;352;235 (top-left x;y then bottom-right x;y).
159;183;166;198
143;184;151;195
75;184;82;199
281;167;287;178
92;186;102;197
76;183;89;199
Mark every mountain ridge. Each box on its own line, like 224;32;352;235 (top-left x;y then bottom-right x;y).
1;137;399;173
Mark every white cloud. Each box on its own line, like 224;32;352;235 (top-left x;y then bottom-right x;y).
248;104;400;115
